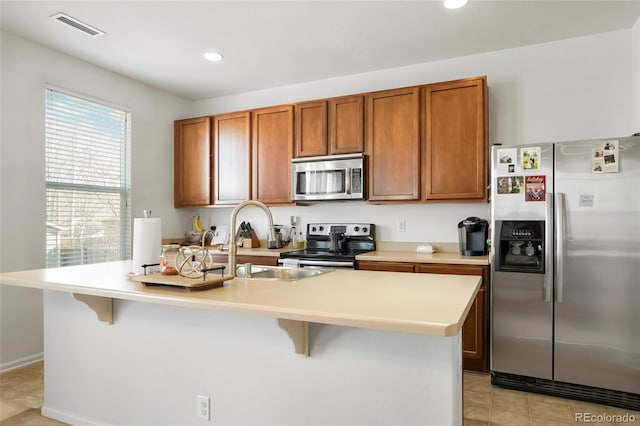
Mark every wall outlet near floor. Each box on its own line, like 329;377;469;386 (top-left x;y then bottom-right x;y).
398;219;407;232
198;395;210;420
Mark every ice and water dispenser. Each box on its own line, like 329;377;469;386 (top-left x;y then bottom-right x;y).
494;221;545;273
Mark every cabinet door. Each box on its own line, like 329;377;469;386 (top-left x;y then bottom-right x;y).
174;116;211;207
213;112;251;205
252;106;294;204
329;95;364;155
423;77;488;201
461;287;485;366
366;87;421;201
415;263;488;372
295;101;327;157
357;261;415;273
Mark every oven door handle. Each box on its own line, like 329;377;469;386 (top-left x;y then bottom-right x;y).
278;259;354;268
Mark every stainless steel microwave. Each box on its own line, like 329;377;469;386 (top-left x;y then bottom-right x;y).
291;154;365;201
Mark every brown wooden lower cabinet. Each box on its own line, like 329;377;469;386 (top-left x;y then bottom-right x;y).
357;260;489;373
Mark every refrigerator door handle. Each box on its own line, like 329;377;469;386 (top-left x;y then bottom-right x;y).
555;192;565;303
544;192;553;302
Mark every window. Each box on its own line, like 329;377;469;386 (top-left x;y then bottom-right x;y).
45;88;131;267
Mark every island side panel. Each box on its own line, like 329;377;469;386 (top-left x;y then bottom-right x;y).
42;290;463;426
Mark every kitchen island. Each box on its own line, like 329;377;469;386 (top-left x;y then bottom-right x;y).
0;261;481;426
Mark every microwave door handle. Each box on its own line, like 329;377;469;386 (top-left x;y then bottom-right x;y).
345;168;351;194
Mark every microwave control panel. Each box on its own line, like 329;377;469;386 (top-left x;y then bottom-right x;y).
351;168;362;194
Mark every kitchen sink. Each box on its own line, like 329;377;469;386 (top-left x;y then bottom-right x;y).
235;265;332;281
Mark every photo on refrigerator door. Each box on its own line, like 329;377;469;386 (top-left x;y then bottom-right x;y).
525;176;545;202
496;148;517;174
592;140;619;173
497;176;524;194
520;147;541;170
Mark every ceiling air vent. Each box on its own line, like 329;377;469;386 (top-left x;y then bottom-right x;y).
50;13;105;37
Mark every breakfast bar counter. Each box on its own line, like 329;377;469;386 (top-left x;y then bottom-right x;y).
1;261;481;426
0;261;480;337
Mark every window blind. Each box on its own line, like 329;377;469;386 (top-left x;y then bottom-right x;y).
45;88;131;267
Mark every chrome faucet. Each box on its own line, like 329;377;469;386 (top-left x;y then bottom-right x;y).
229;200;277;277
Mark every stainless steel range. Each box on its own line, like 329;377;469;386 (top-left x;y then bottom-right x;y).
278;223;376;269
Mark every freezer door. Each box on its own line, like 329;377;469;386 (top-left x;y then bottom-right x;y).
554;137;640;394
490;143;554;379
491;270;553;379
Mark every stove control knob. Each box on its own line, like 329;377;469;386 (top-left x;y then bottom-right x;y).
354;226;360;232
311;226;317;232
319;226;324;232
362;227;368;233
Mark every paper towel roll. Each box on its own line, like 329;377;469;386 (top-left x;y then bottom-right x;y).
131;217;162;274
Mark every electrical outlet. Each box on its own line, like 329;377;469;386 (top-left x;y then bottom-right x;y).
198;395;210;420
398;219;407;232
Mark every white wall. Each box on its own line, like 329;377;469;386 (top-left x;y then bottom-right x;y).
188;30;633;243
0;31;192;370
633;17;640;132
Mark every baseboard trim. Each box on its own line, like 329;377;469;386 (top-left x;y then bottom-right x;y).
41;405;103;426
0;352;43;373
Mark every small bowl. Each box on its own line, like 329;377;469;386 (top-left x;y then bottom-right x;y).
185;232;203;244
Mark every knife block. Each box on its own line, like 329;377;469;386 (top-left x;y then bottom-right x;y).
242;230;260;248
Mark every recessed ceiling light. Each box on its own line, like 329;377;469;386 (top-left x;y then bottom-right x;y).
444;0;468;9
203;52;224;62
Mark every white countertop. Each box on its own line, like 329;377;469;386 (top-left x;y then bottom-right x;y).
0;261;481;336
356;250;489;265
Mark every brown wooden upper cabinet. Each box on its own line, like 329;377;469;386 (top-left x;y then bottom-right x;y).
252;105;294;204
329;95;364;155
213;111;251;205
174;76;488;207
366;87;421;202
174;116;211;207
423;77;488;201
294;95;364;158
295;101;327;157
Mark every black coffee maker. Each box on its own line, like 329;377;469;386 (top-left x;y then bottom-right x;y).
457;217;489;256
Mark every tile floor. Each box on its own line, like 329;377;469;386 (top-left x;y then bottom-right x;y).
0;361;45;421
463;372;640;426
1;363;638;425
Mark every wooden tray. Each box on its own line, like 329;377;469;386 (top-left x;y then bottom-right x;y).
129;271;234;291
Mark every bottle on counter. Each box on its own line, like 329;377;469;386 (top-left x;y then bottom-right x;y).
291;226;298;248
297;231;305;249
160;244;179;275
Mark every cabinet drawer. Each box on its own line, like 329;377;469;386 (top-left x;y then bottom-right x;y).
357;261;415;273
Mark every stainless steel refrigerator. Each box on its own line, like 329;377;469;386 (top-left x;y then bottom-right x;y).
490;136;640;410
